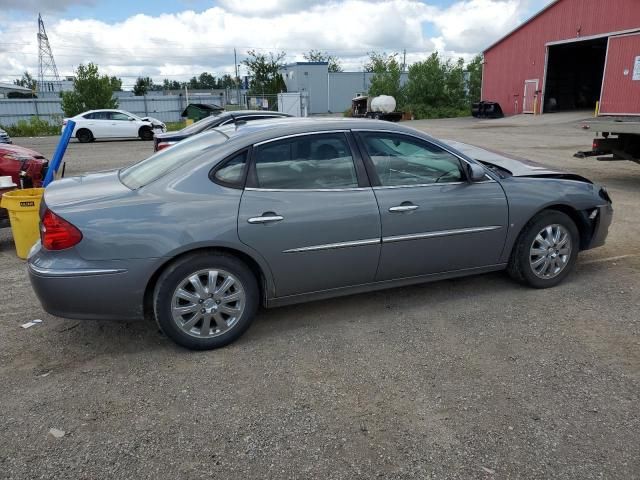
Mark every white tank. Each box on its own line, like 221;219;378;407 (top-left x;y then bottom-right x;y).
370;95;396;113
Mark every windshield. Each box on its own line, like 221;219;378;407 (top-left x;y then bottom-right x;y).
179;113;224;135
119;130;228;189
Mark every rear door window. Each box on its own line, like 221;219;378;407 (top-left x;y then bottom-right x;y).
252;133;358;189
212;150;248;188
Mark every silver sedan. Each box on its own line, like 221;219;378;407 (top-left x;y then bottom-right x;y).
28;118;613;349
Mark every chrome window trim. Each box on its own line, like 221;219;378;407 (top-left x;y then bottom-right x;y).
283;238;380;253
373;182;466;190
253;130;350;147
382;225;503;243
352;128;498;184
245;187;370;192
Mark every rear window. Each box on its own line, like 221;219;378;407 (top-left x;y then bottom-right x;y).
119;130;228;189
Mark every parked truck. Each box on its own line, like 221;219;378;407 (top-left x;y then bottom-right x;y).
575;116;640;164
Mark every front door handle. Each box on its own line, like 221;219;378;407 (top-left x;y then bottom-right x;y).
248;213;284;224
389;204;419;213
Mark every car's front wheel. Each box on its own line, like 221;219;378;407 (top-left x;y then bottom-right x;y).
153;252;259;350
508;210;579;288
139;127;154;141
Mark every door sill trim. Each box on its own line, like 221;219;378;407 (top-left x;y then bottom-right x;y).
266;264;507;308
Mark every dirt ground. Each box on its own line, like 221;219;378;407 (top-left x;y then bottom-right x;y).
1;113;638;479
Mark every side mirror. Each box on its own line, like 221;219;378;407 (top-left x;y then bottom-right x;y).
467;163;486;182
129;117;135;121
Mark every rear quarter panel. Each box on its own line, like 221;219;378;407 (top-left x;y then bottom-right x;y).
52;156;277;297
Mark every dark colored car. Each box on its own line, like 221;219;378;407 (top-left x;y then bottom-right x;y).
28;118;612;350
153;110;292;151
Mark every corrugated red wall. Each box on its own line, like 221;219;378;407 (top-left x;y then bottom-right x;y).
483;0;640;115
600;33;640;115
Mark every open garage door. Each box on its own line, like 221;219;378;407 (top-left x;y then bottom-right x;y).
599;32;640;115
544;37;607;113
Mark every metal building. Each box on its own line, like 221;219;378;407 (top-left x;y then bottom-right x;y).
280;62;408;114
482;0;640;116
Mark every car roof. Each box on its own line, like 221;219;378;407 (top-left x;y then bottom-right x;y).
79;109;134;115
216;117;411;143
217;110;291;118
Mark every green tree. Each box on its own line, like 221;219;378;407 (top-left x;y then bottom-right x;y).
242;50;287;95
366;52;404;104
60;63;118;117
466;54;483;103
303;49;342;72
14;72;37;91
109;76;123;92
219;74;236;89
402;52;470;118
133;76;153;95
163;79;184;90
198;72;219;89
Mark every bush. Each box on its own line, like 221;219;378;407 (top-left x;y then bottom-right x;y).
404;104;469;120
343;107;352;117
1;116;61;137
164;121;186;132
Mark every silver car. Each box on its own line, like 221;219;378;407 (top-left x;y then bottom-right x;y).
28;118;613;350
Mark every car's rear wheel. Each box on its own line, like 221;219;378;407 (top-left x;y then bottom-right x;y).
153;252;259;350
507;210;579;288
76;129;93;143
139;127;154;141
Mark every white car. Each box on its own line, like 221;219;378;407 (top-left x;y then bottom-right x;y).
62;109;166;143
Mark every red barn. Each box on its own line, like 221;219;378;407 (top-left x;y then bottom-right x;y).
482;0;640;116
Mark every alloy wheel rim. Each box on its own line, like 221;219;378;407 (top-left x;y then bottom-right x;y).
171;269;245;338
529;224;572;279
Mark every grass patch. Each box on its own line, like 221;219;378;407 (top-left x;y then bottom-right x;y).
403;105;470;120
164;121;186;132
1;116;61;137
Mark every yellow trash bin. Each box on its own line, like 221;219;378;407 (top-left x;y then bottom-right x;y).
0;188;45;259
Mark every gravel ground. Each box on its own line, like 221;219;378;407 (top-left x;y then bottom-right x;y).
1;114;638;479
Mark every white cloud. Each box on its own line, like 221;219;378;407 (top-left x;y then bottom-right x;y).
430;0;522;52
0;0;538;86
215;0;329;16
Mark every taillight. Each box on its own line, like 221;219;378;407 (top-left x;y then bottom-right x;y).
592;140;598;149
157;142;173;151
41;208;82;250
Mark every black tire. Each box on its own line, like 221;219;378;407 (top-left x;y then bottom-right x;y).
139;127;154;141
507;210;579;288
153;252;259;350
76;129;93;143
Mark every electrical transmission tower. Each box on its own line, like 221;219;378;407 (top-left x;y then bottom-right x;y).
37;13;61;93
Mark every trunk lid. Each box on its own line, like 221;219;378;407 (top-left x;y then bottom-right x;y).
43;170;131;210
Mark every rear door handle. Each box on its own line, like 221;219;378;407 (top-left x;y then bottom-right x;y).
389;204;419;213
248;214;284;224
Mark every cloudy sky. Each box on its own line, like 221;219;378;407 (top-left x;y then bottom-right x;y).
0;0;553;89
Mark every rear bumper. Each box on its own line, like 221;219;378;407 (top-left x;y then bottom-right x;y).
27;243;156;321
587;204;613;250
